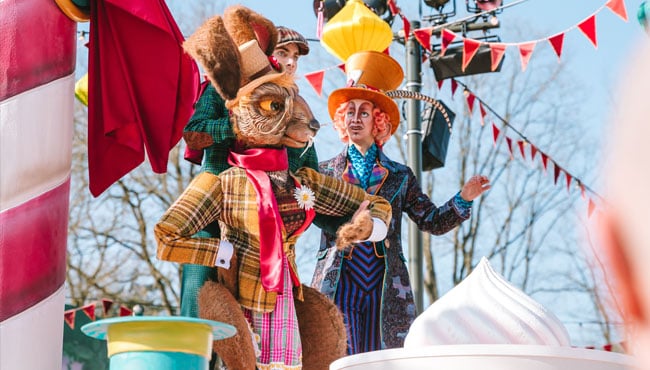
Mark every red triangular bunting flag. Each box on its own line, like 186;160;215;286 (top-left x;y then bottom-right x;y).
479;102;487;126
441;28;456;56
102;299;113;315
119;306;133;317
606;0;628;21
462;38;482;72
304;70;325;97
505;137;514;159
517;141;526;159
588;198;596;217
553;163;561;184
388;0;399;15
541;152;549;171
64;310;76;329
451;79;458;96
403;17;411;40
530;144;538;161
565;172;573;192
578;15;598;48
604;344;613;351
413;28;432;51
465;92;476;115
81;303;96;321
489;43;507;71
437;79;444;89
337;63;346;73
518;42;536;72
548;33;564;60
492;123;500;146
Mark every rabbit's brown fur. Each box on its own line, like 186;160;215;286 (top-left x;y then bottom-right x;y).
180;6;389;370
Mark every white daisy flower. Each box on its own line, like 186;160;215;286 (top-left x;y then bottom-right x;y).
293;186;315;210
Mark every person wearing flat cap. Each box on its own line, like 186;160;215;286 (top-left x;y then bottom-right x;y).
310;50;491;355
179;26;317;320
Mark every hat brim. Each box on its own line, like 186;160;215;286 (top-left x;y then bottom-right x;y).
54;0;90;22
328;87;400;136
276;41;310;56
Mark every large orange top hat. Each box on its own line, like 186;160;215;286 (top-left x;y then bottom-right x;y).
328;51;404;135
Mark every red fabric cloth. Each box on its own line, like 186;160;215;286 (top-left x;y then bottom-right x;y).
88;0;199;196
228;148;289;293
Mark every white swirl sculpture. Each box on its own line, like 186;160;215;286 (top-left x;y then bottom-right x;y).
404;257;571;347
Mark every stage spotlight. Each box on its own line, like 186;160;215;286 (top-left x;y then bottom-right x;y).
424;0;451;10
429;37;503;81
421;100;455;171
476;0;502;11
313;0;390;21
466;0;503;13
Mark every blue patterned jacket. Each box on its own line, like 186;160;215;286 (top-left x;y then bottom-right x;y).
310;147;471;349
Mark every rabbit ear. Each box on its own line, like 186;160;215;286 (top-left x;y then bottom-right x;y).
183;15;241;100
223;5;278;56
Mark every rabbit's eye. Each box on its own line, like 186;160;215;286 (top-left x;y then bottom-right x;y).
260;100;283;112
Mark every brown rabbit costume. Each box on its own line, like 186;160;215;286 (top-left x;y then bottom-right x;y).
154;6;392;370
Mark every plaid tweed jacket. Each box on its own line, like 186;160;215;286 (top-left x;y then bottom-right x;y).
155;166;392;313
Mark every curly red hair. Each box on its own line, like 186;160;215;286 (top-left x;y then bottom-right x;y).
331;101;393;147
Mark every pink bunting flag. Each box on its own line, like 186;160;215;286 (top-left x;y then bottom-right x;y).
606;0;628;22
530;144;538;161
587;198;596;217
492;122;500;146
548;33;564;61
579;182;586;199
479;102;487;126
465;91;476;115
505;136;514;159
304;70;325;97
81;303;96;321
413;28;432;51
517;141;526;160
451;79;458;96
518;42;536;72
565;172;573;192
119;305;133;317
403;17;411;40
441;28;456;56
489;43;507;71
64;310;76;329
578;15;598;48
462;38;482;72
101;298;114;315
541;152;549;172
553;163;561;184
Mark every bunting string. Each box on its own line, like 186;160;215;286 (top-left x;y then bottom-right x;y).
448;77;605;217
408;0;628;72
63;298;138;330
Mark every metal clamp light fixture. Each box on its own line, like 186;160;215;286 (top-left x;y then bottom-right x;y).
466;0;503;13
313;0;393;23
422;0;457;25
429;35;504;81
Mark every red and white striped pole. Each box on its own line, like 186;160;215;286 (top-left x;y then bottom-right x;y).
0;1;77;369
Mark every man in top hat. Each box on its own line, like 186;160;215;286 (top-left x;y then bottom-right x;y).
179;26;317;319
310;50;490;354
